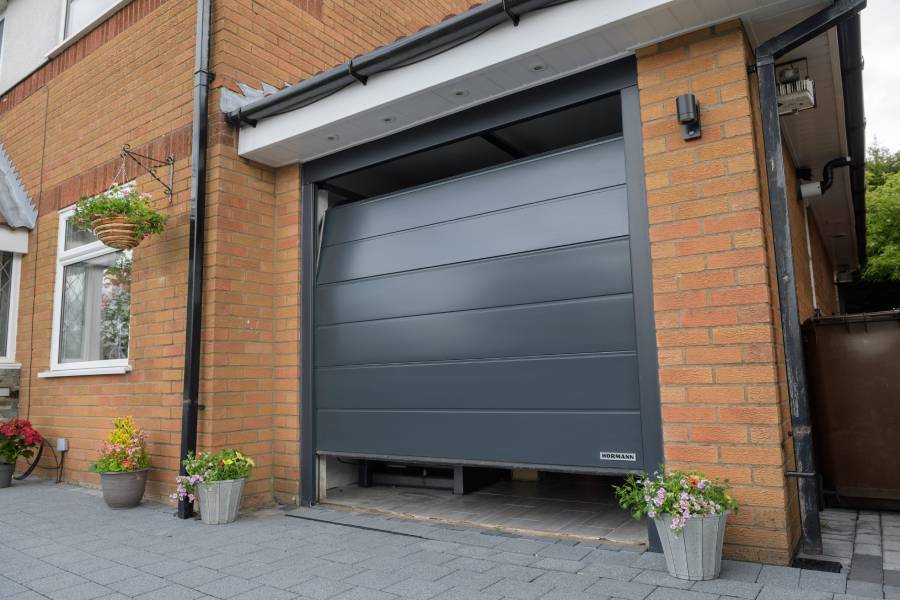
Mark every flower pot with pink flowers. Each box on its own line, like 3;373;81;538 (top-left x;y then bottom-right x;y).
90;417;151;509
615;469;738;581
0;418;43;488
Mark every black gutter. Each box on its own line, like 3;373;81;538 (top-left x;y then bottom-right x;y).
754;0;866;554
225;0;570;125
836;14;867;267
178;0;212;520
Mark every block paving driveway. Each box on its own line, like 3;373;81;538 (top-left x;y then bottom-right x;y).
1;480;897;600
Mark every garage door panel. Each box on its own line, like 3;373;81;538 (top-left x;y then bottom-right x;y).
317;410;644;470
317;353;640;411
317;186;628;284
323;139;626;246
317;239;632;326
316;295;636;367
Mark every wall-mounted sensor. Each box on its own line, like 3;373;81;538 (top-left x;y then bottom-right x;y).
675;93;701;140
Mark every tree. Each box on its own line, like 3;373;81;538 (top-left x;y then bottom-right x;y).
863;170;900;281
865;141;900;191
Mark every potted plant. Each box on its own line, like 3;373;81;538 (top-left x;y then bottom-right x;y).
0;418;43;488
72;184;167;250
90;417;150;508
615;469;738;581
174;449;254;525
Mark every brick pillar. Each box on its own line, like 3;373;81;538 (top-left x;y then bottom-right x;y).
636;22;797;564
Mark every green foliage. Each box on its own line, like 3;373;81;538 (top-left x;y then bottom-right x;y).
89;416;150;473
864;171;900;281
72;185;167;239
174;449;255;503
866;143;900;192
614;469;738;536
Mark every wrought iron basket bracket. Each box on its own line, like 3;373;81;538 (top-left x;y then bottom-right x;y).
120;144;176;204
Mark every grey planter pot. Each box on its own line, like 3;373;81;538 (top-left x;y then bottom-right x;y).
654;512;728;580
100;469;148;509
197;479;245;525
0;463;14;488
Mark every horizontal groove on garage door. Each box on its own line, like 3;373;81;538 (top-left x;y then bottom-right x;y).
323;138;626;247
317;238;632;325
317;352;640;411
316;294;635;367
316;411;644;470
318;186;628;284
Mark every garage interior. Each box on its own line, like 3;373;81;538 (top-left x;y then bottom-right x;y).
307;86;652;546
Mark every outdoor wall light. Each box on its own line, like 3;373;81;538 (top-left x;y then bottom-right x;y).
675;93;701;140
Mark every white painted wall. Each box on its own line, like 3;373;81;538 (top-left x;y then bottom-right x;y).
0;0;63;95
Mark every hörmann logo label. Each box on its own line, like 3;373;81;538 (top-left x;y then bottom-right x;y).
599;451;637;462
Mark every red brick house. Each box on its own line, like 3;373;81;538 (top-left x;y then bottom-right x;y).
0;0;867;565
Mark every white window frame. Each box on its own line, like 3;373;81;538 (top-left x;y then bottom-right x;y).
52;0;130;57
0;251;22;367
40;205;131;378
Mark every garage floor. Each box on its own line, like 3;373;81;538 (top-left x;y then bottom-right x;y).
321;476;648;546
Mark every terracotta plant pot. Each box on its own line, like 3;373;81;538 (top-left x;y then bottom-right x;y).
91;215;142;250
100;469;148;509
196;478;245;524
0;463;14;488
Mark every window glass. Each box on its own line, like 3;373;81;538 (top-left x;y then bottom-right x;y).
65;0;119;38
0;252;13;357
64;217;98;250
0;19;5;64
59;250;131;363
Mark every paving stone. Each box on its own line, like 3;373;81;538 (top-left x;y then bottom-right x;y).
27;571;90;594
134;584;205;599
194;575;261;599
720;560;763;583
531;571;595;592
482;577;554;600
886;572;900;587
253;567;313;590
431;588;504;600
494;538;554;556
757;585;833;600
330;587;399;600
800;568;848;593
384;577;452;599
540;591;611;600
851;554;885;583
445;557;496;573
485;563;547;582
85;564;145;585
46;581;113;600
579;562;641;581
645;589;719;600
884;585;900;600
757;565;802;588
845;580;885;598
289;576;354;600
11;593;62;600
633;569;695;590
230;585;298;600
344;569;408;590
537;543;593;562
690;578;762;599
631;552;668;571
490;551;542;566
533;557;585;574
584;578;655;600
436;569;502;591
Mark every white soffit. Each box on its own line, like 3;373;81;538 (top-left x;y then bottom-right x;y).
238;0;825;167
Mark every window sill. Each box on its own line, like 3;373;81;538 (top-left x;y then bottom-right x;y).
46;0;132;59
38;365;131;378
0;363;22;370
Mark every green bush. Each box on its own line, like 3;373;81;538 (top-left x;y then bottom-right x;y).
72;185;167;239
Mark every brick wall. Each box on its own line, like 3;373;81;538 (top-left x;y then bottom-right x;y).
636;22;798;564
0;0;475;506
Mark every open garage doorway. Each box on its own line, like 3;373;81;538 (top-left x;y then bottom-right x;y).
318;457;647;546
300;60;661;548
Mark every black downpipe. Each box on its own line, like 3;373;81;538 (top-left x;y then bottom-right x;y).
754;0;866;554
178;0;212;520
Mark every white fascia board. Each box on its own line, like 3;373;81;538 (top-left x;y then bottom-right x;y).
238;0;671;165
0;226;28;254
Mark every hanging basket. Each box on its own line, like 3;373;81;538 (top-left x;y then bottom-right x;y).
91;215;143;250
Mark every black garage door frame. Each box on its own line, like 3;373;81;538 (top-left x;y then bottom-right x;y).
298;56;663;507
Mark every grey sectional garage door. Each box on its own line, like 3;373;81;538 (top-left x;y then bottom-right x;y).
315;138;646;470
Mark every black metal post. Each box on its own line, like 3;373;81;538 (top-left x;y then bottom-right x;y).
178;0;212;520
755;0;866;554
